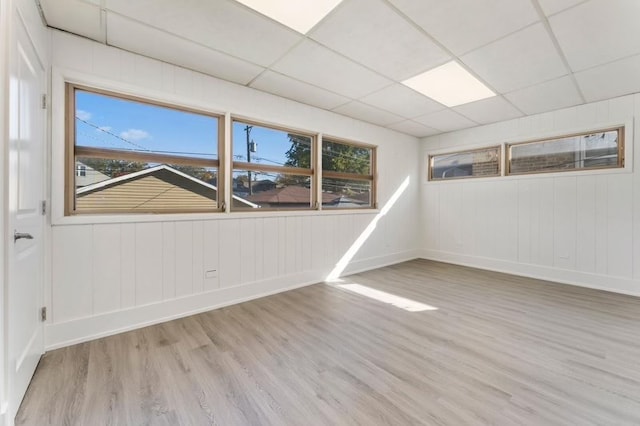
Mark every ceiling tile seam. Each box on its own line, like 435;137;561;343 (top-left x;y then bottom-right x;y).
452;95;522;124
246;0;354;83
100;7;107;44
545;0;592;18
193;0;302;38
530;0;587;104
354;83;449;119
381;0;504;103
103;11;267;71
247;68;358;106
33;0;49;28
570;51;640;75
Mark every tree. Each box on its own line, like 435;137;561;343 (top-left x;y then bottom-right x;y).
78;158;147;178
280;134;313;187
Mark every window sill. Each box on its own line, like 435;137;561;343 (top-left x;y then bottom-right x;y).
51;208;380;226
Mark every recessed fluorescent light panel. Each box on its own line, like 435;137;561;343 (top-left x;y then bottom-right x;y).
402;61;495;107
235;0;343;34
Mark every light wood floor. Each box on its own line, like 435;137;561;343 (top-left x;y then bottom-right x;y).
17;260;640;425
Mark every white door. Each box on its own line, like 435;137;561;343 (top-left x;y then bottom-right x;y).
6;12;45;423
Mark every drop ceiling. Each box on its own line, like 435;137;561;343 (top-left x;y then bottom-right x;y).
38;0;640;138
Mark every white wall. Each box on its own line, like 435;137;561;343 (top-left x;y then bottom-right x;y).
420;94;640;296
46;31;420;349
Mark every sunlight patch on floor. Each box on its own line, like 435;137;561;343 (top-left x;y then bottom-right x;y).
335;283;438;312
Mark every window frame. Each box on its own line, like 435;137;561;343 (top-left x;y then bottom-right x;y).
321;136;377;210
505;126;625;176
230;117;317;211
65;83;225;216
428;145;502;181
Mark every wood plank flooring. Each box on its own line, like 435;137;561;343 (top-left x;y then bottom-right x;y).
16;259;640;425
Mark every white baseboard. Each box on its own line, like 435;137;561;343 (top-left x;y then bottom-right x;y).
45;250;419;350
419;249;640;298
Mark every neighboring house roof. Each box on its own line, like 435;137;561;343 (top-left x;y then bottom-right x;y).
75;161;110;187
76;165;257;212
326;194;370;208
246;185;337;206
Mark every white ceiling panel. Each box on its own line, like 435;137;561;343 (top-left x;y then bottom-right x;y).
549;0;640;72
453;96;523;124
387;120;441;138
414;109;477;132
332;101;404;126
105;0;302;67
271;40;392;99
505;76;583;115
359;84;444;119
310;0;450;80
574;53;640;102
40;0;105;42
249;70;350;110
106;13;264;85
537;0;587;16
461;23;568;93
41;0;640;138
388;0;538;55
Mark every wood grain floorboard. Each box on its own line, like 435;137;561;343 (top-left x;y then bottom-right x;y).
16;259;640;425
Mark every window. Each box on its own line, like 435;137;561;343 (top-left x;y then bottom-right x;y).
507;127;624;175
231;119;315;210
322;138;375;208
429;146;501;181
66;84;222;215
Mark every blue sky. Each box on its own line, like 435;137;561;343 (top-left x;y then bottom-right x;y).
75;90;308;168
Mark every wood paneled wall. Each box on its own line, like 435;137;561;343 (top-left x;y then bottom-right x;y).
421;94;640;295
47;31;419;349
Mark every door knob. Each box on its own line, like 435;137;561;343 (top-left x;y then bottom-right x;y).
14;231;34;242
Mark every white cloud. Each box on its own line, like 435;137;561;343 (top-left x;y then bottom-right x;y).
97;126;112;133
119;129;150;141
76;110;91;121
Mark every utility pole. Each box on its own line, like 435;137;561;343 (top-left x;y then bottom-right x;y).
245;125;253;195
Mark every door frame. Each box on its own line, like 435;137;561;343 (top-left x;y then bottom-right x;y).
1;0;49;424
0;0;12;423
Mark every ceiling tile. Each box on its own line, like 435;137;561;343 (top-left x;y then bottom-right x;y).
105;0;302;67
537;0;587;16
250;71;350;110
40;0;105;42
106;13;264;85
549;0;640;72
271;39;392;99
505;76;583;115
574;53;640;102
332;101;404;126
387;120;441;138
453;96;523;124
461;23;568;93
359;84;444;119
310;0;450;80
388;0;538;55
413;109;477;132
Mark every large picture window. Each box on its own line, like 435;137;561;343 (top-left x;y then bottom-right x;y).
231;119;315;210
322;138;375;208
507;127;624;175
66;84;223;214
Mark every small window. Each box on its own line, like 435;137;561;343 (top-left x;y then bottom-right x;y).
429;146;501;181
66;84;222;215
507;127;624;175
231;119;315;210
322;138;376;208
